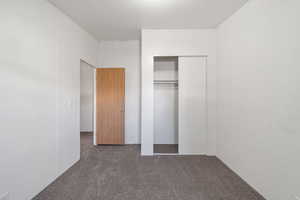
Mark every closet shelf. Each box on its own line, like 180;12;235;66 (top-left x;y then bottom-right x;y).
153;80;178;84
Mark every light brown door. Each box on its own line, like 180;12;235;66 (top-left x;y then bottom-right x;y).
96;68;125;145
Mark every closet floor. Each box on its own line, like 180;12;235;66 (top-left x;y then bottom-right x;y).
33;133;265;200
154;144;178;154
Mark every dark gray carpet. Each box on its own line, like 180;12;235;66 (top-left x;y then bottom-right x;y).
33;133;265;200
154;144;178;154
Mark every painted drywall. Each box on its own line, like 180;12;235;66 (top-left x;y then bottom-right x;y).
0;0;98;199
98;41;141;144
217;0;300;199
80;61;94;132
154;57;178;144
141;29;217;155
47;0;249;40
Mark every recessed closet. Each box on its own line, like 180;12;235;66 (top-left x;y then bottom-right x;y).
153;56;207;155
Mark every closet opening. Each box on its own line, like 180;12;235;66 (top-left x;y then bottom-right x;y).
153;56;179;154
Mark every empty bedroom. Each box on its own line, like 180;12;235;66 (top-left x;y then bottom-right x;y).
0;0;299;199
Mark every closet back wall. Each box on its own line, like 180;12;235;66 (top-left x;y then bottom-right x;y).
98;41;141;144
154;57;178;145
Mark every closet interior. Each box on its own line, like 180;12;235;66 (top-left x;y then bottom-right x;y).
153;56;179;154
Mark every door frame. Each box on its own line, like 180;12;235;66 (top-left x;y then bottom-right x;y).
93;67;97;145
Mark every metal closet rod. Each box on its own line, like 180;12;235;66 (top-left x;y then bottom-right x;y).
153;80;178;84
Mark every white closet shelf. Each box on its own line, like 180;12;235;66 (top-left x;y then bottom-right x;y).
153;80;178;84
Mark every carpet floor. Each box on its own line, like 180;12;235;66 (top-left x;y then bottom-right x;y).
154;144;178;154
33;133;265;200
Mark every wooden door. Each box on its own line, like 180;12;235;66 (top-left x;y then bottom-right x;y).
178;57;207;154
96;68;125;145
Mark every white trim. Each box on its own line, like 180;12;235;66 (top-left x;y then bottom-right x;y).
93;68;97;145
205;57;208;156
154;153;207;156
153;55;208;58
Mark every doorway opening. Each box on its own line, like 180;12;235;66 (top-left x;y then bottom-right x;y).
80;60;95;146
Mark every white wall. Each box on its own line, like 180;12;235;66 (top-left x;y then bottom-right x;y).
98;41;141;144
141;30;217;155
0;0;98;199
217;0;300;199
80;61;94;132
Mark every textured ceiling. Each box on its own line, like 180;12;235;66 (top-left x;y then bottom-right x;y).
48;0;248;41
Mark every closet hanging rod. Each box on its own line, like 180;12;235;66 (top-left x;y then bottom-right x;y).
153;80;178;84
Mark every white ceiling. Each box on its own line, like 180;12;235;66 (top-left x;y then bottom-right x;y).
48;0;248;41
